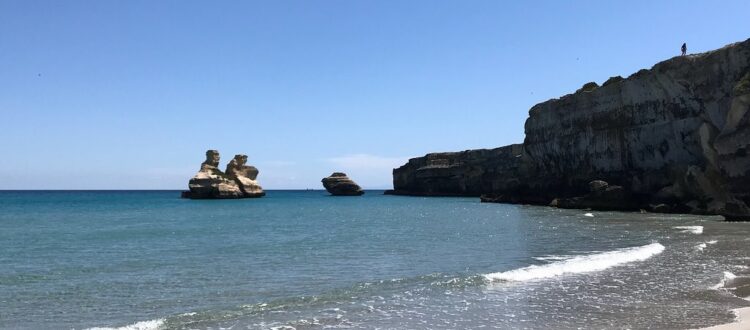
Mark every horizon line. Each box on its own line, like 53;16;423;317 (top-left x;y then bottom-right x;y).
0;188;392;191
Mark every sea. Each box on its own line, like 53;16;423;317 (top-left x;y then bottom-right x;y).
1;190;750;329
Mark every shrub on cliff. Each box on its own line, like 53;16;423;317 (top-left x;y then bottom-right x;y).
577;82;599;93
735;72;750;95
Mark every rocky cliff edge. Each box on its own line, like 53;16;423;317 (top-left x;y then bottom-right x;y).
387;38;750;220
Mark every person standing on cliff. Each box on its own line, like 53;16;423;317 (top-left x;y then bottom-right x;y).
681;43;687;56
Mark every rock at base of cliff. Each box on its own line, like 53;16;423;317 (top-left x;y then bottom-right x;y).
649;203;672;213
322;172;364;196
480;194;521;204
719;200;750;221
589;180;609;192
550;180;639;211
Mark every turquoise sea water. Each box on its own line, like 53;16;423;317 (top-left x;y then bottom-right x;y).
1;190;750;329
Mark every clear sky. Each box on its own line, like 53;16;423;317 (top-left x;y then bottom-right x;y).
1;1;748;189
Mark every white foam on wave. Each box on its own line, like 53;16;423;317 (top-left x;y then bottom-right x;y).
674;225;703;234
711;271;737;290
533;255;574;262
484;242;665;282
584;213;594;217
696;240;718;251
85;319;165;330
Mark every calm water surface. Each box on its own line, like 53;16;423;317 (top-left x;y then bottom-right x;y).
1;190;749;329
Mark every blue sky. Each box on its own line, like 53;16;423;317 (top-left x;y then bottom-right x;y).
1;1;748;189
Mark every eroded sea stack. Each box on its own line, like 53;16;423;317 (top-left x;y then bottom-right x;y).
322;172;365;196
387;38;750;220
182;150;265;199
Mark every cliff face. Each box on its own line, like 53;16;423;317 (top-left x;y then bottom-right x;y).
390;144;531;197
388;38;750;220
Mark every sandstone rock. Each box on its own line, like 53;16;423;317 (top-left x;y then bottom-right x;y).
184;150;244;199
649;203;672;213
183;150;264;199
480;194;521;204
389;38;750;220
225;154;265;198
322;172;364;196
589;180;609;192
551;197;583;209
552;185;637;211
655;184;684;202
226;154;259;180
685;200;706;215
723;200;750;221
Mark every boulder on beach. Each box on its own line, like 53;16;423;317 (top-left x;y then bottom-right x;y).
321;172;364;196
182;150;265;199
550;180;637;211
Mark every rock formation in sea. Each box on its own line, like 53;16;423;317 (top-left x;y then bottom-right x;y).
182;150;265;199
225;154;265;197
322;172;364;196
387;38;750;220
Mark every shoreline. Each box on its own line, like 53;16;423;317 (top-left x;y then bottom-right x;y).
698;307;750;330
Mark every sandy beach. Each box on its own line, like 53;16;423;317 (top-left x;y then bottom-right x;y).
698;307;750;330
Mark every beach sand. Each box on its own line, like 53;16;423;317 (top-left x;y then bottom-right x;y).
698;307;750;330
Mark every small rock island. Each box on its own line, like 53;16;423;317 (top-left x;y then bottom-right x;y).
322;172;364;196
182;150;265;199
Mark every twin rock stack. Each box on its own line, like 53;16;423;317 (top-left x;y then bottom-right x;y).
181;150;265;199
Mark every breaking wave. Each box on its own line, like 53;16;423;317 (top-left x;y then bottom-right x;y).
696;240;718;251
674;226;703;234
711;271;738;290
484;243;665;282
86;319;165;330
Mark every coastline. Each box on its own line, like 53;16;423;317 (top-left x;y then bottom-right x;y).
698;307;750;330
3;190;750;328
388;38;750;221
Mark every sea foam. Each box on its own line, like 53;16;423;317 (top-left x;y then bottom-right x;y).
484;243;665;282
711;271;738;290
696;240;718;251
674;226;703;234
86;319;165;330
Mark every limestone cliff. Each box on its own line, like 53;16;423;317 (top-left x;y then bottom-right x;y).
388;38;750;220
388;144;534;198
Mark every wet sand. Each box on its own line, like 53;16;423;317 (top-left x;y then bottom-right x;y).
698;307;750;330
